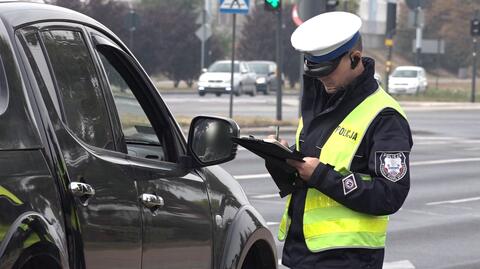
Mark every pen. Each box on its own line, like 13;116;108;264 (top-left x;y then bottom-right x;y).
275;125;280;141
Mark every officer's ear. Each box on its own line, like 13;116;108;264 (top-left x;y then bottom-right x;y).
349;51;362;70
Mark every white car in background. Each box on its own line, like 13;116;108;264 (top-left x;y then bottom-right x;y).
388;66;428;94
197;60;257;97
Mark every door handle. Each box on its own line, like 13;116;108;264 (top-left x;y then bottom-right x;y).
140;194;164;212
69;182;95;206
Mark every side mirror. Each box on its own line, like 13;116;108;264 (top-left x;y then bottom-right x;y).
202;68;208;73
187;116;240;167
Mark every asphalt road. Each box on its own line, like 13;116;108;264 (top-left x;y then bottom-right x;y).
162;93;480;268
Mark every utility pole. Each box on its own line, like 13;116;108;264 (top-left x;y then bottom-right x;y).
275;5;283;121
384;0;396;93
414;1;423;66
471;11;480;103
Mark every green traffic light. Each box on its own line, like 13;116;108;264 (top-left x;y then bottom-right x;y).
266;0;280;9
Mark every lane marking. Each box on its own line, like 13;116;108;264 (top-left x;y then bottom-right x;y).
383;260;415;269
266;221;279;226
234;173;270;180
251;194;279;199
427;196;480;206
411;157;480;166
277;258;415;268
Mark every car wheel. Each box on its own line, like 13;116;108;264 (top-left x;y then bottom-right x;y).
215;93;221;97
235;84;242;96
250;86;256;97
263;85;269;95
199;92;205;97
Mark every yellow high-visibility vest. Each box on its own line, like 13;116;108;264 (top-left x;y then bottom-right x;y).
278;87;406;252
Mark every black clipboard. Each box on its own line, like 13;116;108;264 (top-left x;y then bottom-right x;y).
231;136;305;162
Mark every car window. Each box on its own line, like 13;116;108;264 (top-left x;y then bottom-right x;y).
391;70;418;78
208;62;239;73
21;31;62;116
21;29;115;150
40;30;115;150
248;63;270;75
92;37;171;161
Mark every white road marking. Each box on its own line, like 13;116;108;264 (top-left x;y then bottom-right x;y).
251;194;279;199
411;157;480;166
383;260;415;269
234;173;271;180
277;259;415;268
266;221;280;226
426;196;480;206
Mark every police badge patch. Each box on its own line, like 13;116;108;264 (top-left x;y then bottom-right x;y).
342;174;357;195
379;152;407;182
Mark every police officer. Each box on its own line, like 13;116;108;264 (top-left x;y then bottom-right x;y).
266;12;413;268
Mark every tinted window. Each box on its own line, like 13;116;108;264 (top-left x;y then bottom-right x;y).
22;32;62;115
41;30;114;150
94;39;167;161
98;52;161;146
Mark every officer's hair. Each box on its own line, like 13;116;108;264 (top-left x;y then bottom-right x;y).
353;36;363;52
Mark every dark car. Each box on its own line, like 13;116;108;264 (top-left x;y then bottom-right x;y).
0;2;276;269
247;61;278;95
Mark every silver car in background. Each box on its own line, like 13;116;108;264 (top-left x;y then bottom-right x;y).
198;60;257;96
388;66;428;94
247;61;278;95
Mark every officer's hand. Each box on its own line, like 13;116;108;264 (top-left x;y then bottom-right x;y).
267;135;289;148
286;157;320;182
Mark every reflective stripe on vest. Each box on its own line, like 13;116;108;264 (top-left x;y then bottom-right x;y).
278;87;406;252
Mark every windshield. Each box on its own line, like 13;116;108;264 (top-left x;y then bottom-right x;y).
391;70;418;78
208;62;240;73
248;63;270;75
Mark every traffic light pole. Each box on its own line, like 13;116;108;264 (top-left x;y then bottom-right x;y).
276;6;282;121
229;14;236;118
472;36;477;103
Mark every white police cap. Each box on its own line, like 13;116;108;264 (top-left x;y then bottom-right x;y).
291;11;362;63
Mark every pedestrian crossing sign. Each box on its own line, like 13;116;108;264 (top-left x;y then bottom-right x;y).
219;0;250;14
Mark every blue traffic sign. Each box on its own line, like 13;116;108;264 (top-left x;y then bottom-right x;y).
219;0;250;14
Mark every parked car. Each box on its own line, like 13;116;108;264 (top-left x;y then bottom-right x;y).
388;66;428;94
0;2;277;269
197;60;257;97
247;61;279;95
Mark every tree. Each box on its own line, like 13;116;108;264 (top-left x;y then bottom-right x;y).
396;0;480;73
133;1;224;86
238;4;300;87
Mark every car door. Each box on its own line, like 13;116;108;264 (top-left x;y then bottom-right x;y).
87;30;214;269
17;24;142;269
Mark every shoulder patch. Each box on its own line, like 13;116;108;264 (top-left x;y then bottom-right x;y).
378;152;407;182
342;174;358;195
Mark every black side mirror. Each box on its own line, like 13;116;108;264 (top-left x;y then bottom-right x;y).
187;116;240;167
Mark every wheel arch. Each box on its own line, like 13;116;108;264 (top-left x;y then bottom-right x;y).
219;205;277;269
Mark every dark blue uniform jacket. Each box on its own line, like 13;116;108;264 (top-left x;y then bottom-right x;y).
266;58;413;269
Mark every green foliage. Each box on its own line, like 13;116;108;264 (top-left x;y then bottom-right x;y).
50;0;225;85
396;0;480;73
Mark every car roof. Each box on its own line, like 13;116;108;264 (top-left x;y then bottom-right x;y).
0;2;111;33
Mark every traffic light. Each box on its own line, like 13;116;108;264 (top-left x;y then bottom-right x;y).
472;18;480;36
326;0;338;12
264;0;281;11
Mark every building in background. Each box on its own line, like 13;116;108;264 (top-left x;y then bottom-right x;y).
358;0;389;49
